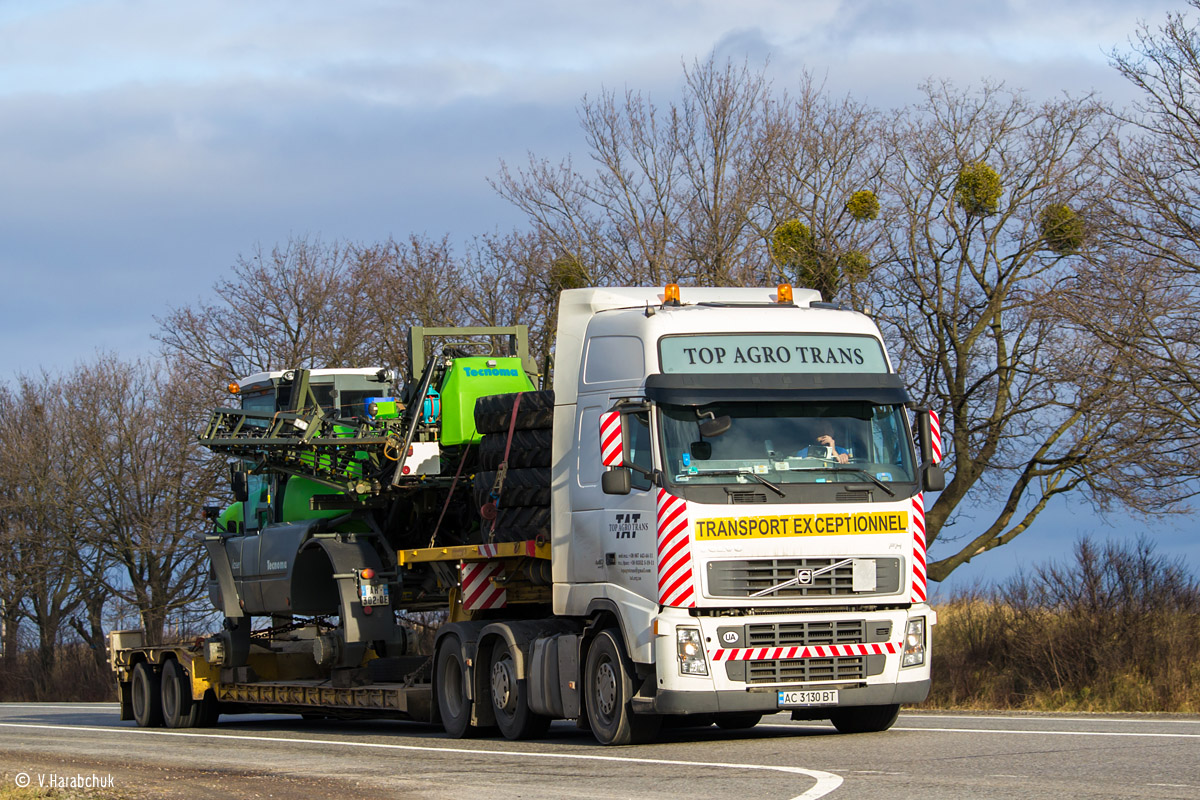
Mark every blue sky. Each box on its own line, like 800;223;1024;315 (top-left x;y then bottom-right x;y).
0;0;1191;586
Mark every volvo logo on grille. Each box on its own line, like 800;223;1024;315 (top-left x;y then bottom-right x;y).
796;568;814;585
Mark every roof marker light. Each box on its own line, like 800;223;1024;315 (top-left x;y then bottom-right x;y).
777;283;794;303
664;283;681;305
227;382;240;395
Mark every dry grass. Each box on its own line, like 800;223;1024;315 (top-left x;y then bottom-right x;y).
930;537;1200;712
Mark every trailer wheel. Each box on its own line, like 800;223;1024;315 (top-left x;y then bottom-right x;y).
435;636;473;738
829;704;900;734
489;639;550;740
583;629;660;745
161;658;201;729
131;661;163;728
715;711;763;730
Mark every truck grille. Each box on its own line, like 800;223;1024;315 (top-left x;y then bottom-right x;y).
717;619;891;650
724;653;887;684
706;557;901;598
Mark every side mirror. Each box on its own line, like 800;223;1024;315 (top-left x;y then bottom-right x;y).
924;465;946;492
602;468;632;495
229;463;249;503
915;408;943;466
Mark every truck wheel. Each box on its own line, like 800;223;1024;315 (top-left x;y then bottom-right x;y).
161;658;201;729
715;711;763;730
131;661;163;728
478;430;552;469
829;704;900;734
436;636;474;738
474;391;555;434
489;640;551;740
583;629;661;745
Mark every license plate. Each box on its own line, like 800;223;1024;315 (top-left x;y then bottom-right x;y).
778;689;839;707
359;582;390;607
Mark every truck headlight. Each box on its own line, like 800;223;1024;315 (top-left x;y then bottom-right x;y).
902;617;926;667
676;627;708;676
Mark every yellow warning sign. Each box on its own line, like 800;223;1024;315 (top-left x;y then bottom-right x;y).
693;511;908;540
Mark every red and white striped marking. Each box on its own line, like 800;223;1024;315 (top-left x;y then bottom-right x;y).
460;561;506;611
930;410;942;464
599;411;624;467
711;640;901;662
656;489;696;608
911;493;927;603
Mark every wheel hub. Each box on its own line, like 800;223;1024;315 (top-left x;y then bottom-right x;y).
491;657;517;713
596;661;617;717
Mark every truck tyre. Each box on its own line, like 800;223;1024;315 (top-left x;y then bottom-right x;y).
474;391;555;434
829;703;900;734
473;468;551;508
478;430;552;470
489;640;551;740
715;711;763;730
161;658;201;729
583;629;661;745
131;661;163;728
435;635;474;738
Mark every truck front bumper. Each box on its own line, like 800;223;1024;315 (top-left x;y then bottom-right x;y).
637;677;930;715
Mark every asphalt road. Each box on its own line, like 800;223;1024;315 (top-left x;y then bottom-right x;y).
0;703;1197;799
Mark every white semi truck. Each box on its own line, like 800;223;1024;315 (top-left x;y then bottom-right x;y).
110;284;943;745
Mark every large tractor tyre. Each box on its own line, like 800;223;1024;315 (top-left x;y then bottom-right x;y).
474;391;555;434
161;658;202;729
829;704;900;734
489;639;551;740
473;468;551;509
583;629;661;746
478;430;553;470
131;661;164;728
485;506;551;543
435;636;475;739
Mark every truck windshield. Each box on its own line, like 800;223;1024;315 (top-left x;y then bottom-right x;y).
658;401;916;488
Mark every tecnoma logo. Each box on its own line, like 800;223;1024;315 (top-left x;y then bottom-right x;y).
463;366;520;377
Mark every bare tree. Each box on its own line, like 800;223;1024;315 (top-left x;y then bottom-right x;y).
68;356;221;644
0;374;91;694
493;57;772;285
1093;2;1200;451
156;236;371;383
872;81;1190;579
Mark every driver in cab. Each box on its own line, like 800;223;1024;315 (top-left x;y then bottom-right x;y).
796;421;850;464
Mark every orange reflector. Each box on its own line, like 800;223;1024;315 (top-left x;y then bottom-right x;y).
227;382;240;395
777;283;794;303
664;283;681;304
361;568;375;580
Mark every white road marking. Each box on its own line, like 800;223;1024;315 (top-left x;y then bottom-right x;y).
908;713;1200;725
894;726;1200;739
0;722;843;800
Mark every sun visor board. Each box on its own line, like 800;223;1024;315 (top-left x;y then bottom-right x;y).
439;356;535;445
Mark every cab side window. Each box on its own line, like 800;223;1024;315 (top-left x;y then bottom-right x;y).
626;412;652;492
